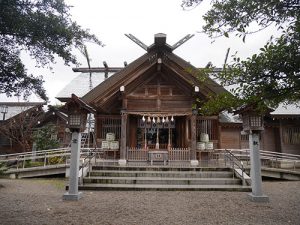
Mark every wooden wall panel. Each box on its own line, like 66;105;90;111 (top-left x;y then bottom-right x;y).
160;100;191;110
280;120;300;155
220;127;241;149
127;99;157;111
262;127;277;152
129;116;137;148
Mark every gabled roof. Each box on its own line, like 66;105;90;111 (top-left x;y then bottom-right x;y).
82;34;228;108
270;103;300;119
0;102;46;121
56;72;115;102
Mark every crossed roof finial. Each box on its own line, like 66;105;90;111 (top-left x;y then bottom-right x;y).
125;33;194;52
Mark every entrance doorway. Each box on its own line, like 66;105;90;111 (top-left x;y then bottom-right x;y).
136;127;176;149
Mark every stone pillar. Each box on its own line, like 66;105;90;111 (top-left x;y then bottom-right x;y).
63;131;82;201
31;142;37;162
119;112;127;166
248;131;269;202
190;114;198;166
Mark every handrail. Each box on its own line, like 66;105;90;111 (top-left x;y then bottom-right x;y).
1;147;98;173
224;149;245;181
216;148;300;170
0;148;71;163
0;148;69;158
0;147;96;163
80;149;95;185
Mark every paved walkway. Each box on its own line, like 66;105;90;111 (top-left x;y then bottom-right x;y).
0;178;299;225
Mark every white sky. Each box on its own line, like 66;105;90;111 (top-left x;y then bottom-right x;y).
1;0;279;105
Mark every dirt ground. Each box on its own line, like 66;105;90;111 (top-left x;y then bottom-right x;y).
0;178;299;225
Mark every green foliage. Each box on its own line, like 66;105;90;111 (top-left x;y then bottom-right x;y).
48;156;65;165
33;124;60;150
0;162;8;175
182;0;300;112
0;0;103;100
24;161;44;168
199;92;242;116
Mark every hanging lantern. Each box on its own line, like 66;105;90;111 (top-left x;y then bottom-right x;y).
165;117;169;122
147;116;151;123
142;115;145;122
157;117;161;123
171;116;174;122
162;117;165;123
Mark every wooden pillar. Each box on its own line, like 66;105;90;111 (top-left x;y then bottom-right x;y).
279;120;284;153
119;112;127;165
168;127;171;150
190;114;198;165
185;117;189;146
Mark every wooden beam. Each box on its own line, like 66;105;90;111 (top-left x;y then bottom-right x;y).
72;67;222;74
72;67;123;73
125;33;148;51
172;34;194;51
154;33;166;46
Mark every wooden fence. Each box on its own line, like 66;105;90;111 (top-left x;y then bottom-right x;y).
127;147;191;162
168;147;190;161
127;147;148;161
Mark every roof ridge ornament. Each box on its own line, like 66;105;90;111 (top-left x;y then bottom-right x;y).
172;34;195;51
124;34;148;51
125;33;195;52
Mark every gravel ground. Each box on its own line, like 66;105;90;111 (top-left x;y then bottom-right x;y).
0;178;299;225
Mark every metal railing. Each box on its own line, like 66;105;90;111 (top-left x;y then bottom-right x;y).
259;150;300;170
0;147;94;171
223;149;245;180
80;149;95;184
215;149;300;171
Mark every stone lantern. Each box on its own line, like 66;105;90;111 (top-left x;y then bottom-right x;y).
237;106;269;202
63;94;95;201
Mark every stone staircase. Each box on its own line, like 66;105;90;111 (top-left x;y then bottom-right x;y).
78;165;251;191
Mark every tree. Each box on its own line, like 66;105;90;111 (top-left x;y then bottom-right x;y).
182;0;300;114
0;0;103;101
0;105;44;152
33;124;60;151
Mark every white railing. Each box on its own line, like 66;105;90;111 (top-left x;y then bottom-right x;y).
215;149;300;170
0;147;95;170
169;148;190;161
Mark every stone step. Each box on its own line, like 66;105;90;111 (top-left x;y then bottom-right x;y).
78;183;251;192
79;166;250;192
91;165;231;172
89;170;233;178
84;176;241;185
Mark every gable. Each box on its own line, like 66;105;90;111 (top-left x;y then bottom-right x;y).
126;71;193;112
81;35;229;113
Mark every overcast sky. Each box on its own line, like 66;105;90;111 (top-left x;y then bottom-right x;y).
1;0;279;105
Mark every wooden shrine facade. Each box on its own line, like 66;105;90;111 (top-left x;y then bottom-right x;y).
81;33;226;165
50;33;299;162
